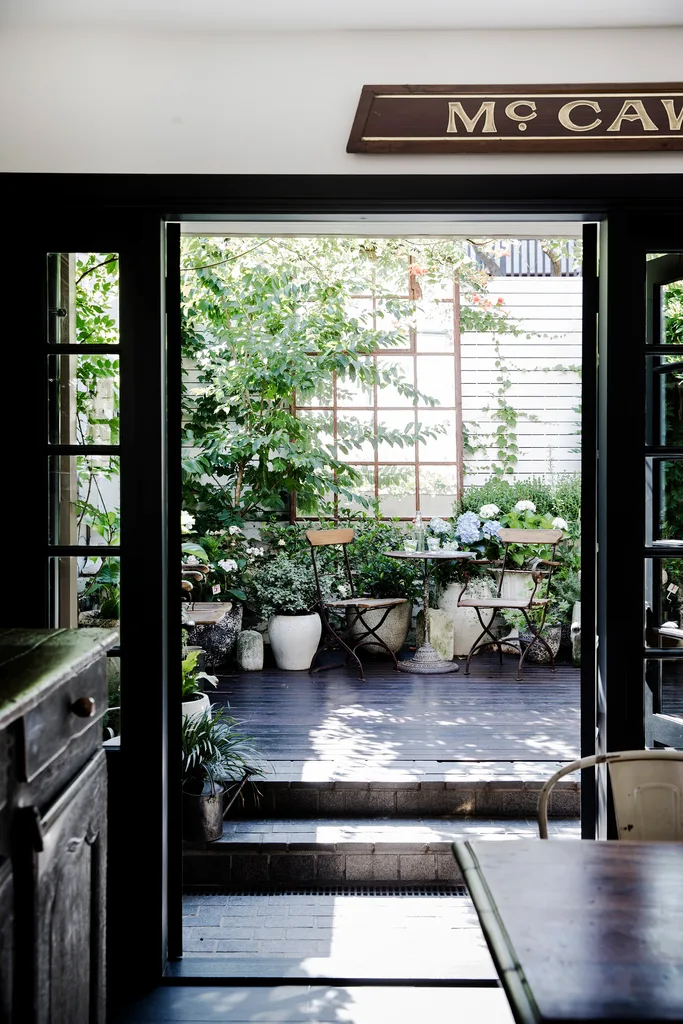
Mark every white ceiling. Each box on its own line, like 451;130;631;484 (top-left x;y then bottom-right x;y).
2;0;683;32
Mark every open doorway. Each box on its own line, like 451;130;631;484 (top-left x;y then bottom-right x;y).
175;223;584;980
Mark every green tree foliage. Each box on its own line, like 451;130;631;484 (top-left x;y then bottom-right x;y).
180;237;520;530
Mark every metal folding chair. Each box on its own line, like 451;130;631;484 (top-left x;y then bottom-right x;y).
456;527;564;681
306;528;409;681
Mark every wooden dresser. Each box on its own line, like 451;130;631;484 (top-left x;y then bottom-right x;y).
0;627;118;1024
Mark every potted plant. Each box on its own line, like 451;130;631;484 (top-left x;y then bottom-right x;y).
181;648;218;721
181;705;262;842
251;554;321;670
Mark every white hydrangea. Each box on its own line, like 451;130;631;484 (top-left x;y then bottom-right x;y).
228;525;242;536
217;558;238;573
429;517;450;536
552;516;569;531
277;539;286;546
514;500;536;513
479;503;501;518
184;554;199;566
336;582;350;598
180;510;195;535
247;546;264;557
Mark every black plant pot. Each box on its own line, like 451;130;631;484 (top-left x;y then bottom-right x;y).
182;779;225;842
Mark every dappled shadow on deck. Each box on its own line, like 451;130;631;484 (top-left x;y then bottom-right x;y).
214;652;580;778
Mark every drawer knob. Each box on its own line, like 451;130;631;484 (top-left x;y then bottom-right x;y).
70;697;96;718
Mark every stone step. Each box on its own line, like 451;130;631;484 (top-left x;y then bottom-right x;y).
235;761;580;819
184;816;580;887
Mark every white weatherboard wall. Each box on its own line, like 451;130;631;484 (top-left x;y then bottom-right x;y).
461;277;581;485
1;27;683;174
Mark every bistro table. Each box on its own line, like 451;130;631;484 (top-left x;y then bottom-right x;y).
452;837;683;1023
385;549;476;673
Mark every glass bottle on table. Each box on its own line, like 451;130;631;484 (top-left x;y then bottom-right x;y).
412;510;425;552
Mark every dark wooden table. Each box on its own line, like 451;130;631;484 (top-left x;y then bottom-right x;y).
452;838;683;1023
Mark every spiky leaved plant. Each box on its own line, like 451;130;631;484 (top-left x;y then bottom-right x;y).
181;705;263;796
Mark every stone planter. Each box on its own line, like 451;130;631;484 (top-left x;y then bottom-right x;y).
345;601;411;655
187;602;243;669
518;623;562;664
438;577;499;657
181;691;210;722
268;612;322;670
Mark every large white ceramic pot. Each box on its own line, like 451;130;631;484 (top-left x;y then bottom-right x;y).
181;691;210;722
268;612;322;671
494;570;536;602
437;577;500;657
345;602;412;655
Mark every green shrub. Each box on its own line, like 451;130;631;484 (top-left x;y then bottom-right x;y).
458;475;581;526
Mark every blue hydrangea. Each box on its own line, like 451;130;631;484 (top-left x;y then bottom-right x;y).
455;511;481;545
482;519;502;539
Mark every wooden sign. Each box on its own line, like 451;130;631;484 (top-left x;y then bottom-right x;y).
347;83;683;153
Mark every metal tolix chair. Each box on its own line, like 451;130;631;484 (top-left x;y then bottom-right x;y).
306;528;409;681
456;527;564;681
538;750;683;840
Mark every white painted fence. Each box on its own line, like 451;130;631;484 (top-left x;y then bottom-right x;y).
461;275;581;485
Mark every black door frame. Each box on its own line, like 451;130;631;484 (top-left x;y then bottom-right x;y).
3;172;683;999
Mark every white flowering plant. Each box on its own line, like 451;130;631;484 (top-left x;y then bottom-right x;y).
181;525;250;603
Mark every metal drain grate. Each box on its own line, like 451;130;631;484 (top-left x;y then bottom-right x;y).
185;884;468;897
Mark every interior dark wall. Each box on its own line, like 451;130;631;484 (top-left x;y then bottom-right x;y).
1;172;682;1001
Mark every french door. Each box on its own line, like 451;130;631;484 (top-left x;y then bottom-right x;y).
1;213;181;995
644;248;683;749
595;215;683;807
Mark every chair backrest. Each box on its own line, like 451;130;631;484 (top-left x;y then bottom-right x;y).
305;528;356;603
495;528;564;604
608;753;683;841
538;750;683;840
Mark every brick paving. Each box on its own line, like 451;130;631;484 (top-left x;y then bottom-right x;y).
182;891;496;977
183;819;580;976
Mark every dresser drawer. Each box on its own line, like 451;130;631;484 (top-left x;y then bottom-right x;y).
21;660;107;784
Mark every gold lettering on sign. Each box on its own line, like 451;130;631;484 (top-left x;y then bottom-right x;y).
661;99;683;131
505;101;537;132
557;100;602;132
446;101;497;134
607;100;658;132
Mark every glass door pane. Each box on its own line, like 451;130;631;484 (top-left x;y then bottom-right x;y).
645;250;683;749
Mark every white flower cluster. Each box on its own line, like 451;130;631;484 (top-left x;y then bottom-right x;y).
514;500;537;513
479;503;501;518
180;510;195;535
184;554;199;566
551;516;569;531
247;546;265;557
217;558;238;573
277;539;286;546
228;525;243;536
429;517;451;536
336;582;351;598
